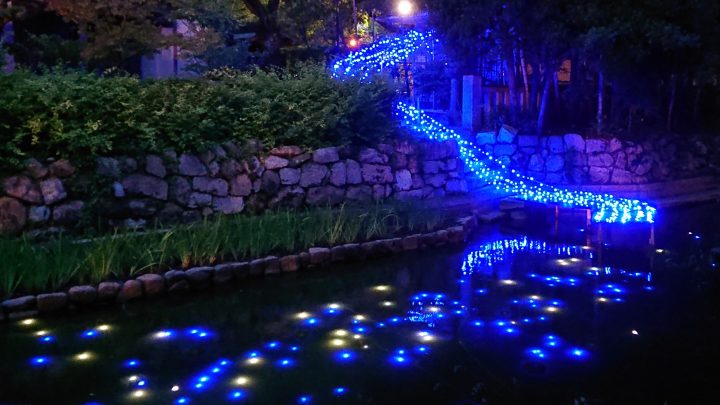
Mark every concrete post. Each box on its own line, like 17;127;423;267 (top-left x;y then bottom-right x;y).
462;75;483;131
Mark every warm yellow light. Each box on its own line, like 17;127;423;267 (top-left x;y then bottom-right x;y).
545;306;560;313
171;385;180;392
330;339;346;347
35;330;49;336
655;249;664;254
332;329;349;337
500;279;517;286
20;319;36;326
75;352;93;361
556;259;569;266
373;285;391;292
97;324;111;332
295;312;312;320
128;375;139;382
235;376;251;386
327;303;342;309
427;306;441;313
353;334;362;340
380;301;395;307
529;295;542;300
246;357;263;366
597;297;608;303
570;258;581;263
397;0;413;16
131;390;146;399
417;332;435;342
353;315;366;321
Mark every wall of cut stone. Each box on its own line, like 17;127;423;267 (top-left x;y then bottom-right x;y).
0;140;467;235
476;126;720;185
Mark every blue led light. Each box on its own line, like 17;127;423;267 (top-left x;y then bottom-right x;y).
303;317;320;326
567;347;589;360
526;347;548;359
124;359;140;368
30;356;49;366
266;341;280;350
333;387;347;396
228;390;246;401
39;335;55;343
277;358;294;368
175;397;190;404
415;345;430;354
334;350;356;363
297;395;312;404
81;330;98;338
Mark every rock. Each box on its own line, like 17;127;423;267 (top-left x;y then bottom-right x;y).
588;153;614;167
121;157;138;173
28;205;50;223
313;147;340;164
279;168;301;185
270;146;303;158
546;136;564;153
528;154;544;171
402;234;420;250
564;134;585;151
586;139;607;153
478;210;506;223
229;174;253;196
96;157;121;177
280;255;300;272
589;167;610;183
330;162;347;187
49;159;75;178
263;256;281;275
289;153;312;168
608;138;623;153
168;280;190;293
395;169;412;191
112;182;125;198
193;177;228;196
494;144;517;156
632;156;653;176
261;171;281;194
213;196;244;214
518;135;539;147
1;295;36;312
40;178;67;205
168;176;191;205
248;258;267;276
198;149;215;164
425;173;447;188
52;201;84;224
220;159;243;179
300;163;328;187
68;285;97;305
330;245;348;262
423;161;443;174
34;292;67;312
178;154;207;176
264;156;289;170
186;267;213;286
145;155;167;177
545;172;566;184
97;281;121;301
497;125;517;143
614;151;628;169
476;131;495;145
361;164;393;184
373;184;392;200
207;266;233;286
187;192;212;208
164;270;187;285
122;174;169;200
359;148;388;164
545;155;565;172
2;175;42;204
26;159;48;179
0;197;27;234
447;225;467;243
611;170;633;184
568;151;587;166
306;186;345;205
446;179;468;194
309;247;331;265
346;159;362;184
120;280;143;301
269;186;305;208
137;274;165;297
500;199;524;211
346;185;373;202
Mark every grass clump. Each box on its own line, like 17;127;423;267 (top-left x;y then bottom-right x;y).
0;203;448;299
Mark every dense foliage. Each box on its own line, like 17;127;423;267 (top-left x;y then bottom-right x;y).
0;64;396;171
0;203;448;298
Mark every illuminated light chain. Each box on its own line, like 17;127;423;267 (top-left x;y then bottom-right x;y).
396;102;656;223
331;30;656;223
332;30;436;81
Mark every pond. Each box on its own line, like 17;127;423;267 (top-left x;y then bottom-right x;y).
1;205;719;404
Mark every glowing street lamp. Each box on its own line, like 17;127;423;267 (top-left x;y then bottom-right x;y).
397;0;414;16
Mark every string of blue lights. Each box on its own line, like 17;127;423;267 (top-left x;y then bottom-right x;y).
332;30;657;224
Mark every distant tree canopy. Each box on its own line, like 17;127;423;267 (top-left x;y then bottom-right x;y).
427;0;720;135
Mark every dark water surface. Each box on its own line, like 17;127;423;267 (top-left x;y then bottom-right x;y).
1;205;719;404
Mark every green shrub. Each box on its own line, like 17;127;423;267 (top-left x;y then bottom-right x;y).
0;64;397;172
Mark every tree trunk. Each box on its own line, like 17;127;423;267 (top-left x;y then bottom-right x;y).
520;49;530;110
503;50;518;117
537;69;553;135
667;73;677;132
529;63;539;114
596;70;604;133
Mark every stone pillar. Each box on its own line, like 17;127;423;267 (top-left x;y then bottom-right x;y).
462;75;482;131
449;78;460;125
2;20;15;73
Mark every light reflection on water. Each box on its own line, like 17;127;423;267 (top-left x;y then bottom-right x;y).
0;222;716;404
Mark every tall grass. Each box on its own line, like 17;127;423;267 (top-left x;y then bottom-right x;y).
0;203;448;299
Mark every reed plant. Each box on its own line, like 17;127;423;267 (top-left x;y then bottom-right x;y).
0;203;448;299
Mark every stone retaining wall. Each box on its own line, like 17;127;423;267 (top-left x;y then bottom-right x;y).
476;126;720;185
0;140;468;235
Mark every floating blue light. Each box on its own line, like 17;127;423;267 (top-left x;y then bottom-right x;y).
175;397;190;404
81;330;98;338
39;335;55;343
526;347;548;359
334;350;356;363
30;356;49;366
124;359;140;368
333;387;347;396
297;395;312;404
228;390;246;401
567;347;589;360
266;341;280;350
277;358;294;368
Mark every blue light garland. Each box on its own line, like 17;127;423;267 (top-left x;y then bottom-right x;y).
332;31;657;223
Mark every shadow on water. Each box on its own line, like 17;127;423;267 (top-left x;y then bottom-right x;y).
1;204;719;404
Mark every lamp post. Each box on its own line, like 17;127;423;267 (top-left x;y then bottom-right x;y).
397;0;414;17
